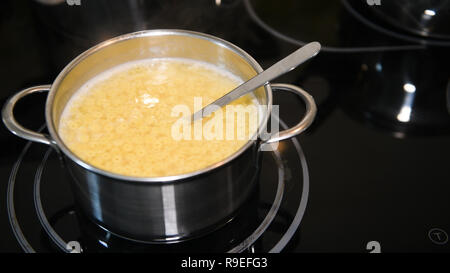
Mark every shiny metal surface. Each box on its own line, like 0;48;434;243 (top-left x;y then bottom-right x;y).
2;30;316;241
64;141;261;241
193;42;320;120
2;85;53;145
264;84;317;144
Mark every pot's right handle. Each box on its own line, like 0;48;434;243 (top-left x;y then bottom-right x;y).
262;83;317;144
2;85;54;145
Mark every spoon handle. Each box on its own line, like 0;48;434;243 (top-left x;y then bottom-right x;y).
193;42;321;120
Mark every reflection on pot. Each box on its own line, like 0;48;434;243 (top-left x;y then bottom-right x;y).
75;183;261;253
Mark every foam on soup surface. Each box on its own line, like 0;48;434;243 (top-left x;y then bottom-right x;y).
58;58;259;177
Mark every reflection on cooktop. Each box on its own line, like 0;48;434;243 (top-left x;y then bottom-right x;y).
1;0;449;253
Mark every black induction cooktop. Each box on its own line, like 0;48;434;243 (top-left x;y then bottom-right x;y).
1;0;449;254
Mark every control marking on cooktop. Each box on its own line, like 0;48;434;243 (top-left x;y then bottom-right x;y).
428;228;448;245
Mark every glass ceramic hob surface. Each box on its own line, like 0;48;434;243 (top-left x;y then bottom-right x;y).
0;0;449;252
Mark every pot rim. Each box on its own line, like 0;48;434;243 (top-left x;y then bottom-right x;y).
45;29;273;183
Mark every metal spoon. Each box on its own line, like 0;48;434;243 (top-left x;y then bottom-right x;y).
191;41;321;121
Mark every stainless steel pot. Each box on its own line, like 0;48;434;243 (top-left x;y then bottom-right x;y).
2;30;316;242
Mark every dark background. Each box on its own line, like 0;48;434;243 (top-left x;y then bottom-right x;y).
1;0;449;252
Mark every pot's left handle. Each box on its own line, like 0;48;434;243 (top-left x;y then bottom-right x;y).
2;85;54;145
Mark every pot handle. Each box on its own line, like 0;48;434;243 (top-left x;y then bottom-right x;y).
2;85;54;145
262;83;317;144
